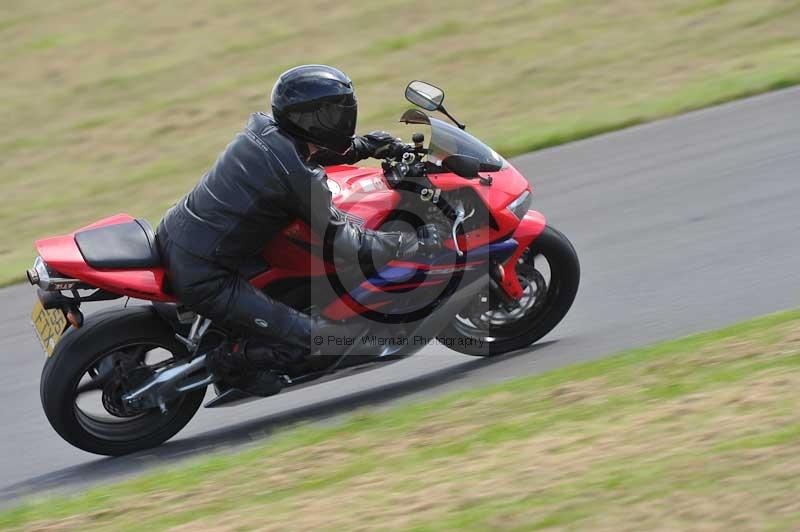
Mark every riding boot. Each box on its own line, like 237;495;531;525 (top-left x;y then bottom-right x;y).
234;305;365;361
206;342;283;397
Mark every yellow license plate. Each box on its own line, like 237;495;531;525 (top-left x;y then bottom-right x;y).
31;300;68;357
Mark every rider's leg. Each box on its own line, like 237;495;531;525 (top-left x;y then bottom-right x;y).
197;277;363;368
160;235;362;374
159;236;312;369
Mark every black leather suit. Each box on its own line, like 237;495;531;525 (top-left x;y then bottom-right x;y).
157;112;402;356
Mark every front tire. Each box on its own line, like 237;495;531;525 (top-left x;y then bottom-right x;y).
40;306;205;456
437;224;579;356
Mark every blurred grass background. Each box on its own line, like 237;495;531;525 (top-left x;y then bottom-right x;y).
1;0;799;285
3;309;800;529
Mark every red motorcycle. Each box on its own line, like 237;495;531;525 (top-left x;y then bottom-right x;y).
28;81;579;455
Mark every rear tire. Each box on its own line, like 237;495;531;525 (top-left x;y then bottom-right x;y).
40;306;205;456
437;224;579;356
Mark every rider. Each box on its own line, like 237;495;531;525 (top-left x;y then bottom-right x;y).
157;65;440;394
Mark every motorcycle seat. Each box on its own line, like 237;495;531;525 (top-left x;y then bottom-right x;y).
75;219;162;269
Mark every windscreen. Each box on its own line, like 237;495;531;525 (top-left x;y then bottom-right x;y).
426;116;506;172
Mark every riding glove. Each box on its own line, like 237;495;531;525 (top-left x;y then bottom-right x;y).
397;224;442;259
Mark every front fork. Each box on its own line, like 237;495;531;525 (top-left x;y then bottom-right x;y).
496;210;547;301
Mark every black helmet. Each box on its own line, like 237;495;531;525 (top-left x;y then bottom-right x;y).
271;65;357;154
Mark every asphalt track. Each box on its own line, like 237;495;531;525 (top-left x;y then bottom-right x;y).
1;88;798;505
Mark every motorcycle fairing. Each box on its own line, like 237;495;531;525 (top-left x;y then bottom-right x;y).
326;163;531;251
327;165;401;230
322;239;518;321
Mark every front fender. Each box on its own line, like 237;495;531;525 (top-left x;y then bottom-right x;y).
499;210;547;300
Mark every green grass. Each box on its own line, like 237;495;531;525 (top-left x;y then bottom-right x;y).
1;0;800;286
3;309;800;530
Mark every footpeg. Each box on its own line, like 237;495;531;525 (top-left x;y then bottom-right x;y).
204;371;284;408
175;315;211;353
204;385;280;408
204;388;259;408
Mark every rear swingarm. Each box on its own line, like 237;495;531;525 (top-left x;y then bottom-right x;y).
122;354;215;413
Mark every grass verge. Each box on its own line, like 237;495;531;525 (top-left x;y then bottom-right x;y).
3;309;800;530
1;0;800;285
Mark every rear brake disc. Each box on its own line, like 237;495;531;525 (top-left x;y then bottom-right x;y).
102;366;155;417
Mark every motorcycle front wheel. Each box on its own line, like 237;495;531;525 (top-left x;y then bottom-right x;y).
437;224;579;357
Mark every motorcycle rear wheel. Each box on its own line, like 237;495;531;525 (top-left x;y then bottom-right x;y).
437;224;579;356
40;306;206;456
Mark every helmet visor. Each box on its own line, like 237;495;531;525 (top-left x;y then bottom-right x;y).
314;95;357;152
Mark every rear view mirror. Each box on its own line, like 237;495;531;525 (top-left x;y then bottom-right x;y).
405;80;445;111
442;154;481;178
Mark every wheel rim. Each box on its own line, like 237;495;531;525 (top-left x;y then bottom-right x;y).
452;247;561;343
71;342;190;442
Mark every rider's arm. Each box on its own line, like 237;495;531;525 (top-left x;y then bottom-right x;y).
289;165;405;270
310;131;398;166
